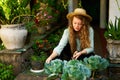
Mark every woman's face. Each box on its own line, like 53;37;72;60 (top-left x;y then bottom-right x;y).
72;16;84;32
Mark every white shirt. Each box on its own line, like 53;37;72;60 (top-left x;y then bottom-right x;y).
53;27;94;56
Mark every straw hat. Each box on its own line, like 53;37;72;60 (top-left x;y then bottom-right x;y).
67;8;92;22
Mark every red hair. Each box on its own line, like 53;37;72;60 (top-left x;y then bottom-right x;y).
68;15;90;54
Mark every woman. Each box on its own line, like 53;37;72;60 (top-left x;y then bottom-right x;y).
46;8;94;63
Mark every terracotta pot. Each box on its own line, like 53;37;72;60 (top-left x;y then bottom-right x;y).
0;24;28;50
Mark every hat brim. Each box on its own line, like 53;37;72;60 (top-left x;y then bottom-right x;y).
66;12;92;22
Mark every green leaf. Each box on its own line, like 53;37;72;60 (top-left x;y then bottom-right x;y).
105;16;120;40
62;60;91;80
83;55;109;71
44;59;63;74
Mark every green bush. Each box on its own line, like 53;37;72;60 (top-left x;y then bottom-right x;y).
0;62;15;80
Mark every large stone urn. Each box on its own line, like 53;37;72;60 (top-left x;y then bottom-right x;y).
0;24;28;50
107;39;120;63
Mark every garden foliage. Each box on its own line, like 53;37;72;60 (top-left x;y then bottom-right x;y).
44;55;109;80
61;60;91;80
0;63;14;80
104;17;120;40
83;55;109;71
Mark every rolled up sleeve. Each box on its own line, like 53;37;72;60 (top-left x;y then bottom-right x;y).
53;29;69;56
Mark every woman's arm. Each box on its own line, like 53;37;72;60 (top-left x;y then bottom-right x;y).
72;27;94;59
45;29;69;63
45;51;58;63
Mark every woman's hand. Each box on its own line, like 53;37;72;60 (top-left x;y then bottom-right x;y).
72;49;87;60
45;57;52;64
45;51;58;64
72;51;82;60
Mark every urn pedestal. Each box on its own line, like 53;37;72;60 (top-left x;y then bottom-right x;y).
107;39;120;79
0;47;33;76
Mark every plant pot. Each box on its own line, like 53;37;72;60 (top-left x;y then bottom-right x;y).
0;24;28;50
107;39;120;62
31;61;44;70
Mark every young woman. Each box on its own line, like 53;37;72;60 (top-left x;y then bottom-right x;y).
46;8;94;63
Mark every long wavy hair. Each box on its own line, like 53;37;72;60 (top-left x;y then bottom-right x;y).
68;15;90;54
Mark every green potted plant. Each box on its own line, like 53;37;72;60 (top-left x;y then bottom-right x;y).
104;17;120;61
0;0;35;24
0;0;37;50
30;51;48;72
104;17;120;40
30;39;51;71
104;0;120;62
